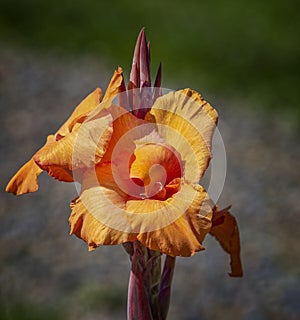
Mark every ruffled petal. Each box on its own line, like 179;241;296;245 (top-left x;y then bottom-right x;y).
69;186;137;250
145;89;218;182
210;206;243;277
34;110;113;180
126;183;213;257
6;158;43;195
56;88;103;138
70;166;212;256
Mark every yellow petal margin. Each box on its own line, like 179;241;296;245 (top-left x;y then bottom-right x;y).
145;89;218;183
69;178;212;256
126;183;213;257
210;206;243;277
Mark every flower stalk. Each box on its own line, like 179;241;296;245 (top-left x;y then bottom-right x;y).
125;241;174;320
127;242;161;319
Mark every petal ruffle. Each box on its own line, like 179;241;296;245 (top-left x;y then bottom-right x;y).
70;174;212;257
6;158;43;195
69;186;137;250
145;89;218;182
210;206;243;277
126;183;213;257
34;110;113;180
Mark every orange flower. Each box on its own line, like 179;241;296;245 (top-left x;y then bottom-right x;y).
6;74;218;254
69;87;219;257
6;30;242;277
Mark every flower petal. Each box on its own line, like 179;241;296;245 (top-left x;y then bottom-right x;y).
130;143;182;199
6;158;43;195
34;110;113;180
80;164;127;199
69;187;137;250
145;89;218;182
56;88;103;138
101;104;149;161
56;68;124;138
126;183;213;257
5;135;57;194
210;206;243;277
102;67;126;104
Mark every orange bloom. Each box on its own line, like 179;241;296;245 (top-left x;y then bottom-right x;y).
68;87;218;257
6;68;242;276
6;74;215;251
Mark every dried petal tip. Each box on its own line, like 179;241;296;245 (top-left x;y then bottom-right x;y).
210;206;243;277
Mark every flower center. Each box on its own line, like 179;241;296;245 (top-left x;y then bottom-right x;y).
129;143;183;200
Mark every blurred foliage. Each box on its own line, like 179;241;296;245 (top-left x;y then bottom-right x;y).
0;298;62;320
0;0;299;123
78;283;126;312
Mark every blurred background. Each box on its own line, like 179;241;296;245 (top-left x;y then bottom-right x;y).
0;0;299;319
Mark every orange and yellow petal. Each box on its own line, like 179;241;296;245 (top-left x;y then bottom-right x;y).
69;186;137;250
56;88;103;138
145;89;218;183
6;134;56;194
6;158;43;195
56;68;124;139
79;164;127;199
34;111;113;180
101;104;150;162
130;143;182;195
102;67;126;103
210;206;243;277
69;170;212;256
126;183;213;257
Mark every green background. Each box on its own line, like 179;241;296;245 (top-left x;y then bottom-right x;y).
1;0;299;125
